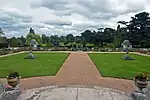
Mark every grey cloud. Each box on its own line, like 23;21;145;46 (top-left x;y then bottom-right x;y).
0;22;29;32
1;9;32;23
21;18;32;23
52;10;71;16
0;22;13;29
31;23;46;29
32;0;69;10
13;23;30;29
76;0;109;13
0;9;31;33
44;20;72;26
32;0;146;21
125;2;145;13
0;14;17;24
5;31;27;38
31;0;114;20
72;23;100;32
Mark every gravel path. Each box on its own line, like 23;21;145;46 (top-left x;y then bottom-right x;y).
55;52;101;84
0;51;25;58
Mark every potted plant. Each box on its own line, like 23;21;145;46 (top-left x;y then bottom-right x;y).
7;72;21;88
133;73;148;91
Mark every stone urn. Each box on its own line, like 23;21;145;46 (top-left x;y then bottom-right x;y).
7;77;21;88
134;78;148;91
6;72;21;88
133;73;148;91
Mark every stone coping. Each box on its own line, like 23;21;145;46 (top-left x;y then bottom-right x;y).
18;85;134;100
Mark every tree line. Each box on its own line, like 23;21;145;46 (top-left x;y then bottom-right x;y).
0;11;150;49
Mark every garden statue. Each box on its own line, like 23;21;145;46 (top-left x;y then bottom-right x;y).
24;50;36;59
121;40;134;60
30;39;38;50
24;39;37;59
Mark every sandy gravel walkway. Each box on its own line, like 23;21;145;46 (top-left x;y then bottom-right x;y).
55;52;101;84
0;51;25;58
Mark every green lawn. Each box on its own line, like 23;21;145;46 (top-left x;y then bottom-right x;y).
89;53;150;80
0;52;69;78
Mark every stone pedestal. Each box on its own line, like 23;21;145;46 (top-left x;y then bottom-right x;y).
121;54;134;60
0;84;21;100
131;87;150;100
24;52;36;59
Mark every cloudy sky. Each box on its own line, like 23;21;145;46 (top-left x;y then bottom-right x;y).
0;0;150;38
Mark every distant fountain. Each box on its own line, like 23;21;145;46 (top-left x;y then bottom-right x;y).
121;40;134;60
24;39;38;59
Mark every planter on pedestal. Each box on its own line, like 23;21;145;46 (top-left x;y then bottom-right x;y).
134;78;148;91
6;72;21;88
133;73;148;91
7;77;21;88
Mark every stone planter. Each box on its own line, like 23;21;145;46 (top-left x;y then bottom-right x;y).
133;78;148;91
7;77;21;88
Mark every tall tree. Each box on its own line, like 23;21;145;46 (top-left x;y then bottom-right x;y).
118;12;150;47
29;28;35;34
103;28;115;44
75;36;82;43
0;28;8;48
60;36;66;42
0;37;7;48
50;35;60;47
81;30;92;43
113;25;126;47
26;28;42;45
17;36;26;47
66;34;74;42
0;28;5;36
10;37;20;47
41;34;47;44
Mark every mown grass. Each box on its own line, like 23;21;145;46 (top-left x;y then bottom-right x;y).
0;52;69;78
89;53;150;80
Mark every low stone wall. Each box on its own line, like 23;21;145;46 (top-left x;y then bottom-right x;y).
17;85;134;100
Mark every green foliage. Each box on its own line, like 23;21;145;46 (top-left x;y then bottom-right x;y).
9;37;21;47
86;43;94;47
119;11;150;48
0;37;7;43
103;44;115;48
0;37;8;48
26;33;35;44
26;33;41;45
66;34;74;42
135;73;148;81
60;42;65;47
42;34;49;44
41;43;53;48
81;28;116;47
0;28;4;36
46;43;53;47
